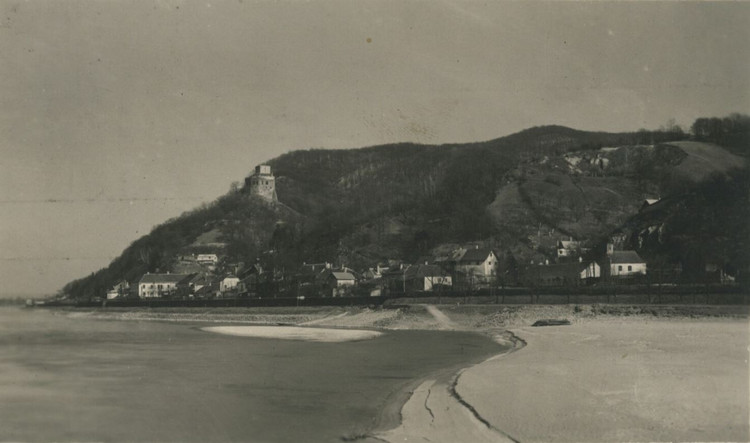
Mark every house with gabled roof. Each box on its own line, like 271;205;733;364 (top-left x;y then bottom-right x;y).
106;280;130;300
608;250;647;277
404;264;452;291
138;273;191;298
454;246;498;286
219;275;241;293
556;239;581;258
325;271;356;297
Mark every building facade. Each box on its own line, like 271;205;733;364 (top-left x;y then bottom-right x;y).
138;273;190;298
245;164;277;202
454;247;498;286
608;250;647;277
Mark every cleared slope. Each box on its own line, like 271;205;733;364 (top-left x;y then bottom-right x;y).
668;141;745;180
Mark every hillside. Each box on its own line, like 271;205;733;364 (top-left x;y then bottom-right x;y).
61;122;749;299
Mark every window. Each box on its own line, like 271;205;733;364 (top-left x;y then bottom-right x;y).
618;265;622;271
628;265;632;271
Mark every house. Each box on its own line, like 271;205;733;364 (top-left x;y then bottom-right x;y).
106;280;130;300
705;262;735;285
196;254;219;265
362;263;390;280
194;284;217;299
327;271;356;287
404;264;452;291
298;262;331;284
176;273;209;296
138;273;191;298
327;271;356;297
219;276;241;293
238;263;264;293
639;198;661;213
556;239;580;259
454;247;498;286
608;250;647;277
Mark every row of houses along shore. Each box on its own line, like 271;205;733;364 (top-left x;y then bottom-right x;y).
99;237;735;302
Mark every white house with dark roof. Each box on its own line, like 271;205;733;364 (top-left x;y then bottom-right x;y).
196;254;219;265
608;250;647;277
454;247;498;284
557;239;581;258
219;276;241;293
328;271;356;287
325;271;356;297
106;280;130;300
138;273;191;298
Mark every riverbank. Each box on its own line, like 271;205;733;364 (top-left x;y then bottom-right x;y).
371;305;749;443
53;303;749;329
53;304;749;442
459;319;749;442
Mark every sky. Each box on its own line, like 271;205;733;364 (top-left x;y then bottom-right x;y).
1;0;748;296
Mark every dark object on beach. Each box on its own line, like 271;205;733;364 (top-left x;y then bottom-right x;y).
532;319;571;327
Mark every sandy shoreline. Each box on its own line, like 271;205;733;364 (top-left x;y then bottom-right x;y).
202;325;383;342
57;304;749;442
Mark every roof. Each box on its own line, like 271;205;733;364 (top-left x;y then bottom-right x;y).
405;264;449;280
139;273;191;284
458;248;495;263
609;250;645;264
330;272;355;281
558;240;579;249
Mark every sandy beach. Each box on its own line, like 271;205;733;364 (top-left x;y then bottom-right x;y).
376;306;749;443
458;319;749;442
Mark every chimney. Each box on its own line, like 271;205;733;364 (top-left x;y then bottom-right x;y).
579;256;583;263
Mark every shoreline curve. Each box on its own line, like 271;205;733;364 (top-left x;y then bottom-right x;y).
371;331;525;443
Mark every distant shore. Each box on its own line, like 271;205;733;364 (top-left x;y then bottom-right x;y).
54;303;749;329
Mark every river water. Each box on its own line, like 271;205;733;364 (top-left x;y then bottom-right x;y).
0;307;504;442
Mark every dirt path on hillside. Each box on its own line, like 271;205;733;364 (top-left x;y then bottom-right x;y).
424;305;459;330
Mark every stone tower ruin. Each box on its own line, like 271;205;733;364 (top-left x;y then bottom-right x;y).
245;164;277;202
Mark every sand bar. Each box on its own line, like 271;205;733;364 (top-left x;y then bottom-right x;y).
202;325;382;342
457;319;750;442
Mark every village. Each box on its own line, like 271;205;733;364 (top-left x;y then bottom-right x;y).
99;164;736;303
105;241;645;301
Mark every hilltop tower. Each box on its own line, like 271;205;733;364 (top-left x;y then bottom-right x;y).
245;164;277;202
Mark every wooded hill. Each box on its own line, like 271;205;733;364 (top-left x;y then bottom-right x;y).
61;117;749;299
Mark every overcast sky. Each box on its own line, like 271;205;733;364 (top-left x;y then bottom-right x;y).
1;0;748;296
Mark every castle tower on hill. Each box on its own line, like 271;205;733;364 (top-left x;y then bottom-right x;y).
245;164;277;202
